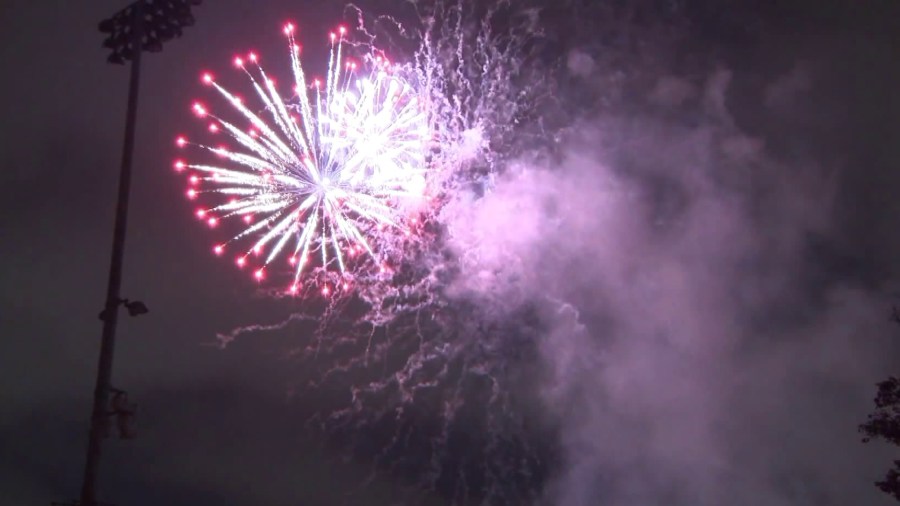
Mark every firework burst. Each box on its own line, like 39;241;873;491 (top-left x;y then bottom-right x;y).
174;23;430;295
204;5;555;504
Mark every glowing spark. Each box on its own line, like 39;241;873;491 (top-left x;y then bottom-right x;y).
177;24;428;288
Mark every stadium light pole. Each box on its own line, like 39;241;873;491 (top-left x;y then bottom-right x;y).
76;2;201;505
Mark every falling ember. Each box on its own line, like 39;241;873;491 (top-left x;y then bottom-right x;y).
175;23;429;287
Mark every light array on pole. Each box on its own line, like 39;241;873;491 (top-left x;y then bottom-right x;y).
99;0;202;64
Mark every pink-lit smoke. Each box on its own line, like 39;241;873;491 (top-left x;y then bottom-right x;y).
440;23;900;505
213;2;900;504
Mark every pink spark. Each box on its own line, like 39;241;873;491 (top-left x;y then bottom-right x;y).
192;102;207;117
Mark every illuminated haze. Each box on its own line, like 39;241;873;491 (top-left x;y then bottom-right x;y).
438;1;900;505
200;1;900;504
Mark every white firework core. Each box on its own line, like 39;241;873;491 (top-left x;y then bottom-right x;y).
177;23;429;294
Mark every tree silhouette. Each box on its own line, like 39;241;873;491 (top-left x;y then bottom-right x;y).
860;373;900;501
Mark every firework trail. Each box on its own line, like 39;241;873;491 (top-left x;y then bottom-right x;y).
170;2;898;505
175;22;431;296
186;2;555;504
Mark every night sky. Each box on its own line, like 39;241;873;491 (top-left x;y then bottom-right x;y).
2;1;900;505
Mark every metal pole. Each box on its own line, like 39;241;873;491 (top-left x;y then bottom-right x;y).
79;4;144;505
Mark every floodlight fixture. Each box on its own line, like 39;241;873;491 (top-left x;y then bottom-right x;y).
97;298;149;321
99;0;203;64
123;299;149;317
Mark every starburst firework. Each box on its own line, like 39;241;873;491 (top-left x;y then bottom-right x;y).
174;23;429;294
